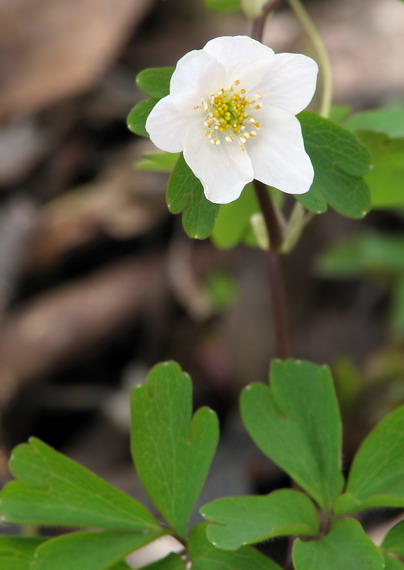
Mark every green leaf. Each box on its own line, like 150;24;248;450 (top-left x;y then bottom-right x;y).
384;554;404;570
241;359;344;511
382;521;404;557
203;270;237;313
127;100;158;138
329;105;352;124
315;231;404;278
139;553;186;569
212;184;260;248
204;0;240;13
188;524;282;570
344;108;404;138
200;488;319;550
130;362;219;537
136;68;174;99
356;131;404;208
0;536;46;570
135;152;180;173
298;111;371;218
0;437;160;532
334;406;404;515
167;154;219;239
107;562;132;570
293;518;384;570
32;531;159;570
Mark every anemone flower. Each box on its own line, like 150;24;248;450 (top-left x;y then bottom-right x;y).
146;35;318;204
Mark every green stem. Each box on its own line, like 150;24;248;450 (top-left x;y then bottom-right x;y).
286;0;332;118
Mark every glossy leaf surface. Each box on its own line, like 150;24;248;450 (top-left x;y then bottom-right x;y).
0;438;160;532
335;406;404;515
200;489;318;550
241;359;344;511
293;518;384;570
167;154;219;239
131;362;219;537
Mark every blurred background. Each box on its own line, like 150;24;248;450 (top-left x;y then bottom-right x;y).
0;0;403;559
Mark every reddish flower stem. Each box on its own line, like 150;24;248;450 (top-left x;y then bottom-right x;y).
253;181;292;359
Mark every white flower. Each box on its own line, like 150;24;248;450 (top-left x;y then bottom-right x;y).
146;35;318;204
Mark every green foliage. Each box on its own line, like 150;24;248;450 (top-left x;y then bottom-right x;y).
357;131;404;208
188;524;282;569
32;531;155;570
135;152;180;173
298;112;371;218
0;438;160;532
0;536;46;570
344;107;404;138
127;100;158;137
212;184;259;248
140;554;186;569
383;556;404;570
293;518;384;570
136;68;174;99
382;521;404;557
127;67;174;138
200;489;318;550
204;0;241;13
335;405;404;515
316;231;404;277
167;154;219;239
130;362;219;537
2;359;403;569
241;359;344;512
203;270;238;312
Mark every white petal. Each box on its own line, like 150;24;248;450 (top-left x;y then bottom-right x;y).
203;35;275;91
169;49;225;108
248;106;314;194
146;96;196;153
260;53;318;115
183;123;254;204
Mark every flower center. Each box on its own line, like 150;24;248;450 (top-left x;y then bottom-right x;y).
196;80;262;150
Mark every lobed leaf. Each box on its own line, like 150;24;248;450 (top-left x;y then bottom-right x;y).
32;530;159;570
131;362;219;537
241;359;344;512
293;518;384;570
188;524;282;570
0;536;46;570
167;154;219;239
127;100;158;137
334;406;404;515
0;437;160;532
136;68;174;99
200;488;319;550
298;111;371;218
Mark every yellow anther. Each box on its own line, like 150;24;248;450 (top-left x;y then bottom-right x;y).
200;80;262;146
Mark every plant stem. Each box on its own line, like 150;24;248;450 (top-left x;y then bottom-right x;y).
251;0;284;41
253;181;292;359
286;0;332;118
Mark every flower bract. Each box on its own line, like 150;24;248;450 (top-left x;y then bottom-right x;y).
146;35;318;204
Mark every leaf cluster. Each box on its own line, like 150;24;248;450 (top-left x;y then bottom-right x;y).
1;360;403;569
